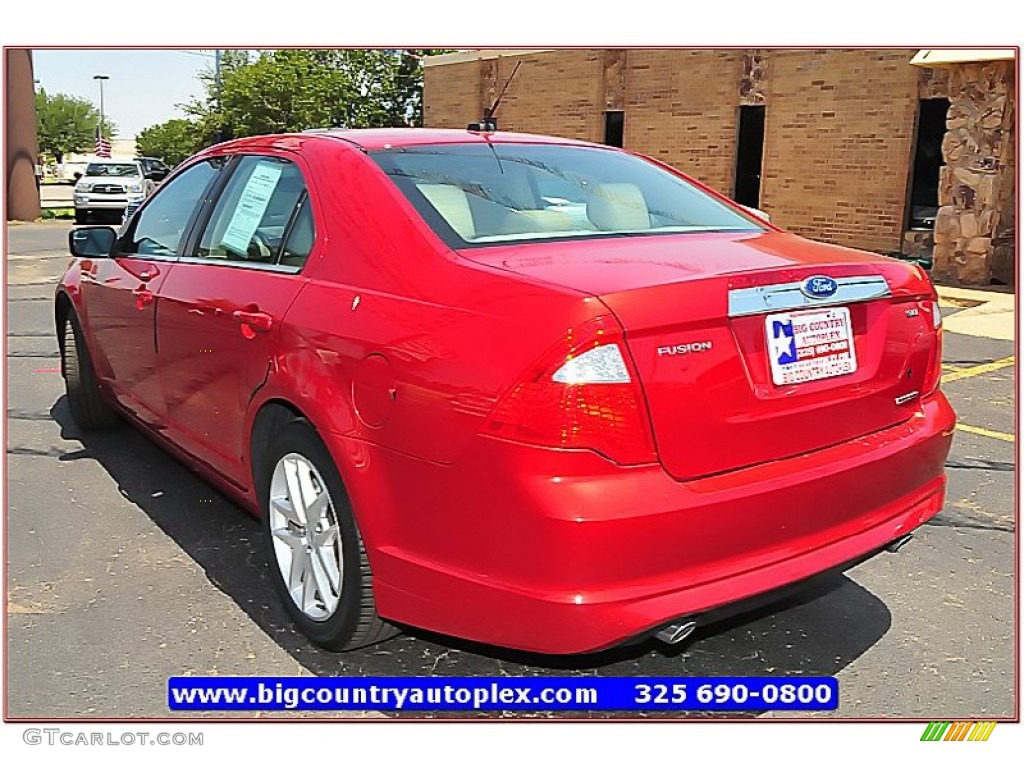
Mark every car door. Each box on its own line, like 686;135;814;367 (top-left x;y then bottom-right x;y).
81;158;223;426
156;152;317;488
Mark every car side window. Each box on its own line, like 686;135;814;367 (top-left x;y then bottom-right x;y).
116;159;221;258
194;155;308;266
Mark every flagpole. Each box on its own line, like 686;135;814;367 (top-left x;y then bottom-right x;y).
93;74;109;153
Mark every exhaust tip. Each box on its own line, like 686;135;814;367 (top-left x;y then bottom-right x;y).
655;620;698;646
885;533;914;553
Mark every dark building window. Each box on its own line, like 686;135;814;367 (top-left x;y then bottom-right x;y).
734;105;766;208
604;111;624;148
907;98;950;230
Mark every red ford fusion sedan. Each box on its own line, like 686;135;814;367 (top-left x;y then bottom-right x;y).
57;128;955;654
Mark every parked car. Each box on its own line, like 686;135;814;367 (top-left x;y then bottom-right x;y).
57;129;955;654
73;159;156;224
136;156;171;183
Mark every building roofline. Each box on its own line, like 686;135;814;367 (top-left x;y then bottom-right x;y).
422;49;554;67
910;48;1017;66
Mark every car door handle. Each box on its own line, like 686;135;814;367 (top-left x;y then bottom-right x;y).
232;310;274;332
133;287;155;309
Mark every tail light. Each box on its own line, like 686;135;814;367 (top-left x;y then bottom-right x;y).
483;315;657;465
922;299;943;395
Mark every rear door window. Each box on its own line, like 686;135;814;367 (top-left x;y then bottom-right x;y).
278;195;315;269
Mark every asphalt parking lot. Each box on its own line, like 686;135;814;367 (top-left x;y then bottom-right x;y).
4;221;1016;719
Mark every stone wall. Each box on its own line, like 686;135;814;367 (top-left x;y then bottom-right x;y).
740;51;767;106
932;60;1015;285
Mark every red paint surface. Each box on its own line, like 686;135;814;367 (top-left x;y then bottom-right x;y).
56;129;955;653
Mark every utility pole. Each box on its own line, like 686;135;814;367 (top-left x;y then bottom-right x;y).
214;49;228;143
215;48;222;104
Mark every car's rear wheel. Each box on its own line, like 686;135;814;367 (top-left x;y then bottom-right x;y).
261;419;396;651
61;311;119;430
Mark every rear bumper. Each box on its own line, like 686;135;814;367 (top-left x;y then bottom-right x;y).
348;391;955;655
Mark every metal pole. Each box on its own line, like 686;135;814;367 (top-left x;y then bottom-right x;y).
215;48;222;108
93;74;109;140
214;49;225;142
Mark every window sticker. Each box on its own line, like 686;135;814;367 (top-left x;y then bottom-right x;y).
220;162;283;256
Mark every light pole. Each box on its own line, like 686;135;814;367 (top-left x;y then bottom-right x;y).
93;74;109;141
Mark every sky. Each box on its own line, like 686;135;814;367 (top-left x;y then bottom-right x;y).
32;49;212;139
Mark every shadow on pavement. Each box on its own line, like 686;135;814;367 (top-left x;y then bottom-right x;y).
51;395;892;687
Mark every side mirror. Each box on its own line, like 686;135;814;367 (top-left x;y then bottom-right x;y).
73;171;82;181
69;226;117;259
741;204;772;223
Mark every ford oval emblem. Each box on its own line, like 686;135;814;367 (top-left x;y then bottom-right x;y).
800;275;838;299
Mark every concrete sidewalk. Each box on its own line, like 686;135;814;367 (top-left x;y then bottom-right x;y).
937;284;1011;342
937;285;1015;342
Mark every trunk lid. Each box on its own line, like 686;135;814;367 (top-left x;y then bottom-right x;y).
461;231;940;480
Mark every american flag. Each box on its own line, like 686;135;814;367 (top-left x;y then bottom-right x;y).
94;126;112;158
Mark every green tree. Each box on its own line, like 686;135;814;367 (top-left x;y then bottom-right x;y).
391;50;451;127
186;49;448;143
136;118;201;165
35;89;116;163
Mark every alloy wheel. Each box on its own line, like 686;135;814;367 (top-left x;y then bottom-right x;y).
268;452;343;621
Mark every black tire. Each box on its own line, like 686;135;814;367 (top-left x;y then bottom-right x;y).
260;419;397;651
61;312;120;430
74;209;89;225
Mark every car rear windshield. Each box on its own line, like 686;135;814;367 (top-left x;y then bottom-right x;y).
85;163;139;177
370;143;762;248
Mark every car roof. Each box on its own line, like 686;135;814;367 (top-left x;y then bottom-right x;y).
204;128;609;155
315;128;605;151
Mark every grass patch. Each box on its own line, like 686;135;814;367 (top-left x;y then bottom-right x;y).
41;208;75;220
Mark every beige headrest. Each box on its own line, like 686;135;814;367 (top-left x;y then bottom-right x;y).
586;183;650;231
497;209;575;235
416;183;476;239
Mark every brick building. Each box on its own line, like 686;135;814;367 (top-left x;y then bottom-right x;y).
423;48;1016;286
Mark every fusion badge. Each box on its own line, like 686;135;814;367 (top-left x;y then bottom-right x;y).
657;341;713;357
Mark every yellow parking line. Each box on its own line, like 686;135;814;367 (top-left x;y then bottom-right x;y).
941;356;1014;384
956;424;1015;442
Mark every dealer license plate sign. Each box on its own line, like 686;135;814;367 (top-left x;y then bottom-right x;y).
765;307;858;386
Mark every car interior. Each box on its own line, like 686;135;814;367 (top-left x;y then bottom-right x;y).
196;158;308;264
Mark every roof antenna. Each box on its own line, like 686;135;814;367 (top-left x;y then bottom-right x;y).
468;60;522;133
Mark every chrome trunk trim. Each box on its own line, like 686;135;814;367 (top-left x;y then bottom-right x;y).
728;275;890;317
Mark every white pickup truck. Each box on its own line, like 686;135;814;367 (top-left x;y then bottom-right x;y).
72;159;157;224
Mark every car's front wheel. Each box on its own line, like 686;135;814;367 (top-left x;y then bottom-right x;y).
261;419;396;651
61;311;119;430
74;209;90;225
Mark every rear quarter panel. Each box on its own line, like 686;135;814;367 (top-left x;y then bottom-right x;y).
249;140;597;528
